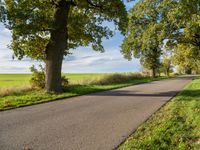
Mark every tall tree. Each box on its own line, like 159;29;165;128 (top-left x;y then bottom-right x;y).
121;0;163;77
158;0;200;58
0;0;128;92
161;57;171;76
157;0;200;74
173;44;200;74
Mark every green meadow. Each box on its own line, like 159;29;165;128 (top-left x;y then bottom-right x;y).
0;74;31;88
0;73;105;89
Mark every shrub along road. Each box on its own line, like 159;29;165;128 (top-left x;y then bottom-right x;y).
0;75;195;150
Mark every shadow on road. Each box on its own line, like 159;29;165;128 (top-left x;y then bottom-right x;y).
89;90;200;98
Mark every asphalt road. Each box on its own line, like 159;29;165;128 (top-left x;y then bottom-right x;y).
0;75;195;150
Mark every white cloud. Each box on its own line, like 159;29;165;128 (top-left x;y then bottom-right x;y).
62;45;141;73
0;2;141;73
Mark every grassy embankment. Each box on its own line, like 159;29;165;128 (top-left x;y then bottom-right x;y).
0;73;168;111
118;77;200;150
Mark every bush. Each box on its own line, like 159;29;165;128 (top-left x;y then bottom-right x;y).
61;75;69;87
30;65;69;89
86;73;145;85
30;65;46;89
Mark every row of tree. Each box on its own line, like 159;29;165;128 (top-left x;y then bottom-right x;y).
0;0;200;92
121;0;200;77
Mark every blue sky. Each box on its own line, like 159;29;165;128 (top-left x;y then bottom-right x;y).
0;1;141;73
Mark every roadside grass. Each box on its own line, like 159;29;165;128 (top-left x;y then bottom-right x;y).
118;77;200;150
0;86;33;97
0;76;168;111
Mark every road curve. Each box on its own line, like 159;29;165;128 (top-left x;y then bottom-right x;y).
0;75;195;150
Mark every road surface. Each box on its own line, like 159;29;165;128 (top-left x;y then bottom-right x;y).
0;76;195;150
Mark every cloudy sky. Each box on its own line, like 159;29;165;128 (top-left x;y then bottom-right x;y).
0;1;141;73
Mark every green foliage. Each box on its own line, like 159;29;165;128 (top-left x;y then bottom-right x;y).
30;65;69;89
160;57;172;76
122;0;200;75
160;0;200;73
160;50;173;76
121;0;163;74
173;44;200;74
30;65;46;89
164;0;200;48
0;0;129;60
61;75;69;87
118;77;200;150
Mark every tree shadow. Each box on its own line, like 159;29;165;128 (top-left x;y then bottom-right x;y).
177;89;200;99
88;89;200;99
89;90;179;97
62;75;199;99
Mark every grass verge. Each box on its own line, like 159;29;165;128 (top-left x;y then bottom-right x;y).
118;77;200;150
0;76;168;111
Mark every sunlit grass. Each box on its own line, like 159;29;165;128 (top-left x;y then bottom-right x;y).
118;77;200;150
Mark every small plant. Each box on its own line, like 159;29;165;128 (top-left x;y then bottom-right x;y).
4;100;12;108
30;65;69;89
30;65;46;89
61;75;69;87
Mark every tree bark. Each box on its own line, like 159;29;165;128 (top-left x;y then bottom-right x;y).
45;0;70;92
166;68;170;76
152;68;156;78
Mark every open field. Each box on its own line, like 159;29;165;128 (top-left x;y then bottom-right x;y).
0;74;31;88
118;77;200;150
0;73;169;110
0;73;106;89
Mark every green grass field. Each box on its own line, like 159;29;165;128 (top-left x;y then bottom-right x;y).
0;74;31;88
0;73;105;89
118;77;200;150
0;73;168;110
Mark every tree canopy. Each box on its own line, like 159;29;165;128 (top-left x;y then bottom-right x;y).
159;0;200;73
173;44;200;74
0;0;128;60
121;0;164;77
160;0;200;49
122;0;200;75
0;0;130;92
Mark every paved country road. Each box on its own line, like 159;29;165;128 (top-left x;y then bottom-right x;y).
0;76;196;150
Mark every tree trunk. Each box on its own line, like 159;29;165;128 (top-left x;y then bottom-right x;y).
152;68;156;78
45;0;70;92
166;68;170;76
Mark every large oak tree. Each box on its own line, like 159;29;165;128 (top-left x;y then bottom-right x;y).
0;0;129;92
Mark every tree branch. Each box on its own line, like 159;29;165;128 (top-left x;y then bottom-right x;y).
86;0;103;9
